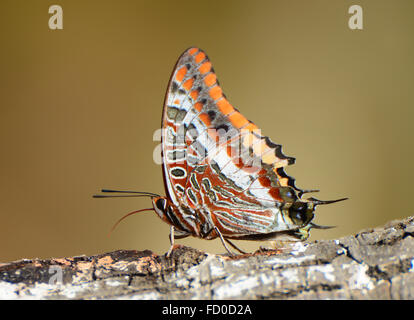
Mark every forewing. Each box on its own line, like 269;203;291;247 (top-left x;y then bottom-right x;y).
162;48;306;236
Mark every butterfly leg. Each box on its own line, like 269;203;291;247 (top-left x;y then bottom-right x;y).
258;240;291;254
214;226;235;256
224;238;247;255
166;226;175;258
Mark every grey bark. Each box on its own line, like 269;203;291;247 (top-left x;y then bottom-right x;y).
1;216;414;299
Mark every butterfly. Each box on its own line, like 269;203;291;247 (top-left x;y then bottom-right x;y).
94;47;347;256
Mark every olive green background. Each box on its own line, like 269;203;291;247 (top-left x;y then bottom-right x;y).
1;0;413;261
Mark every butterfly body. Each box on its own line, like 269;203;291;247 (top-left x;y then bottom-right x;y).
95;47;346;255
154;47;345;250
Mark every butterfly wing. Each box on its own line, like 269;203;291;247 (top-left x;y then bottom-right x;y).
161;48;308;238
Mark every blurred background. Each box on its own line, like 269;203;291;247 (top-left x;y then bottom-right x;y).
0;0;413;262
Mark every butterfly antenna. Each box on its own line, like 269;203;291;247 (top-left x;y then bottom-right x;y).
93;189;161;198
101;189;161;197
93;194;155;199
108;208;154;237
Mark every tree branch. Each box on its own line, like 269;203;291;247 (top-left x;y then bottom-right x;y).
1;216;414;299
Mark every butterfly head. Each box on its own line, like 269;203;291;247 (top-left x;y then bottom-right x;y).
152;196;169;219
152;196;182;227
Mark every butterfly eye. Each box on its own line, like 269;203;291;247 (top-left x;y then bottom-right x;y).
288;202;313;226
155;198;167;212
